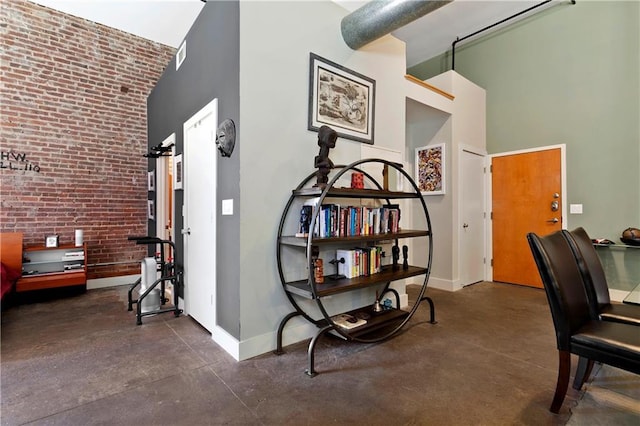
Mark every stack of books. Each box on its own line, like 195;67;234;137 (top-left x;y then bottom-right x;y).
335;247;383;279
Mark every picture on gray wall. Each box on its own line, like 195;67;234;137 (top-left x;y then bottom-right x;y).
308;53;375;144
415;143;445;195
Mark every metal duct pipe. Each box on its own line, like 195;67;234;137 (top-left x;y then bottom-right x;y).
341;0;452;50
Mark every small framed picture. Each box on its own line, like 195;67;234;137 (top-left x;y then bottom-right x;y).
173;154;183;190
415;143;446;195
308;53;376;144
45;235;59;248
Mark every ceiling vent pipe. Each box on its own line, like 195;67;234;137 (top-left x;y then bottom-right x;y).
341;0;452;50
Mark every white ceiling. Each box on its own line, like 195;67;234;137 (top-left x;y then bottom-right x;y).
30;0;205;49
30;0;558;67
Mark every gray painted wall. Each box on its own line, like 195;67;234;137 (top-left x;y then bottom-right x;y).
147;1;241;338
148;1;408;353
237;1;406;348
409;1;640;242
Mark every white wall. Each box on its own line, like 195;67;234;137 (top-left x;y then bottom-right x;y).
237;1;407;358
405;72;486;290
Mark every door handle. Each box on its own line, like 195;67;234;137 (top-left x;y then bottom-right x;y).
547;218;559;224
551;200;559;212
181;228;191;235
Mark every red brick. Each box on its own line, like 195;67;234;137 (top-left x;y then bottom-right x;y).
0;0;175;280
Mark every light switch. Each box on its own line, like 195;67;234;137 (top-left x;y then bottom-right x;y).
569;204;583;214
222;199;233;215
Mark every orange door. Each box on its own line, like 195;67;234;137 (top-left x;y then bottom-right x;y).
492;148;562;288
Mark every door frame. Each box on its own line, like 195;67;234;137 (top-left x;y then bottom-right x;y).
485;144;567;282
155;133;176;244
360;144;409;307
183;98;218;330
457;144;487;287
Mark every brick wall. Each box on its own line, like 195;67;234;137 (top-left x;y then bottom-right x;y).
0;0;176;279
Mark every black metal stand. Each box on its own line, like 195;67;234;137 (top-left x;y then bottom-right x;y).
274;159;437;376
273;311;302;355
126;236;183;325
305;325;333;377
420;295;437;324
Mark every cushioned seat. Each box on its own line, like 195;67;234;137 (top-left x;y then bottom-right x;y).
527;231;640;413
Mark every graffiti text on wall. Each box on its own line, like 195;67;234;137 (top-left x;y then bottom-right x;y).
1;151;41;172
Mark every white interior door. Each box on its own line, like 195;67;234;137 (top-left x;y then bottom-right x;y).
183;99;217;332
460;148;485;286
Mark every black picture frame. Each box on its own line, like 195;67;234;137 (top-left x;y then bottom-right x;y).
308;53;375;144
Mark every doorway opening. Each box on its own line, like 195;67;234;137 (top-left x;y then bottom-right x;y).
459;146;486;287
155;133;176;300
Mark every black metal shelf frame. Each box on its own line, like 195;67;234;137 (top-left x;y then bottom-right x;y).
275;158;436;376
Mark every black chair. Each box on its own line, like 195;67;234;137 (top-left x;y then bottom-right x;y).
562;227;640;389
526;231;640;413
563;227;640;325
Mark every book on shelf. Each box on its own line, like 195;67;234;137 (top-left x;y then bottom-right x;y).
335;247;382;279
336;249;353;279
331;314;367;330
295;205;313;237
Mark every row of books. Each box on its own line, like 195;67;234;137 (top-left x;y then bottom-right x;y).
304;204;400;238
336;247;383;279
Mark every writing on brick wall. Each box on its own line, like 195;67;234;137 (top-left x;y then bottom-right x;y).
0;151;41;173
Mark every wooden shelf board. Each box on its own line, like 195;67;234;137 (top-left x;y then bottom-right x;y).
293;187;420;199
319;306;409;337
348;308;409;338
285;265;427;298
404;74;455;100
279;229;431;247
17;271;86;292
24;243;84;252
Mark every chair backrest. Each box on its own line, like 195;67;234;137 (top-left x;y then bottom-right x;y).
527;231;593;350
563;228;611;311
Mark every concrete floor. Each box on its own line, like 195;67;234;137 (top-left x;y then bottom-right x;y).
1;282;638;425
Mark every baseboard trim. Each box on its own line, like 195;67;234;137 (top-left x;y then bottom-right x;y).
87;274;139;290
211;325;241;361
211;317;318;361
427;277;459;292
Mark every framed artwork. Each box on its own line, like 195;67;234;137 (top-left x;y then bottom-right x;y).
415;143;445;195
173;154;183;190
147;171;155;192
45;235;59;248
308;53;375;144
148;200;155;221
